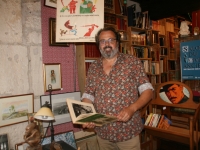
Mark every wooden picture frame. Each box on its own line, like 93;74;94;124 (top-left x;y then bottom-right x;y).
0;94;34;127
40;92;80;127
49;18;70;47
45;0;56;8
43;63;62;92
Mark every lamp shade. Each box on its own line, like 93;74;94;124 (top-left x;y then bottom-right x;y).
34;107;55;121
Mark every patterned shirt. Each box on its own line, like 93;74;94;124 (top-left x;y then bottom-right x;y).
82;52;153;142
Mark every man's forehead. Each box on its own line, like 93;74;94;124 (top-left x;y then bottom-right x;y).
168;84;179;89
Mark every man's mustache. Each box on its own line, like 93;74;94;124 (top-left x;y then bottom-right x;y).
103;46;112;50
170;97;177;100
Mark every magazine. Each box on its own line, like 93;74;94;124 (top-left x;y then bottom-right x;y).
66;98;117;126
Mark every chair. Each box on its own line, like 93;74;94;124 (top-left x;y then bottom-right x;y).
144;81;200;150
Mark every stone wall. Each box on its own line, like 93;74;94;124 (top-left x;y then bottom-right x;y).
0;0;80;149
0;0;43;148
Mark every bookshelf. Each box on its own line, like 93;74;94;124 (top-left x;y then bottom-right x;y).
76;0;130;95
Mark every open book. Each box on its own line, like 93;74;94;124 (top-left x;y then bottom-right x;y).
66;98;117;126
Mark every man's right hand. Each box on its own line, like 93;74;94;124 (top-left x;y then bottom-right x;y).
82;122;96;129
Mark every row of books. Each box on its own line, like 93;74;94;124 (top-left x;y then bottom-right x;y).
131;33;146;46
104;13;127;31
104;13;116;25
141;60;150;73
104;0;113;10
116;17;127;31
145;113;172;129
150;75;160;84
84;43;101;58
152;62;160;75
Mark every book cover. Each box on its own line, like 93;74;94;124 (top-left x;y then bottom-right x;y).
157;115;164;128
148;113;157;126
153;114;161;127
66;98;117;126
151;114;159;127
158;115;172;129
144;113;153;125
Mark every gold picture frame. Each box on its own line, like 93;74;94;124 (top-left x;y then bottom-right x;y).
49;18;70;47
43;63;62;92
0;94;34;127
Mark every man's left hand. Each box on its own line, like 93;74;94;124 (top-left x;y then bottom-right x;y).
117;106;134;122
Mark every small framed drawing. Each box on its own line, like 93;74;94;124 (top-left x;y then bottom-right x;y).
0;134;9;150
49;18;70;47
45;0;56;8
43;63;62;92
0;94;34;127
40;92;80;127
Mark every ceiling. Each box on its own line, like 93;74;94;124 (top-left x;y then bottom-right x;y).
131;0;200;21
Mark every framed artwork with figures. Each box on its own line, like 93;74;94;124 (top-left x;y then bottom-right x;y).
43;63;62;92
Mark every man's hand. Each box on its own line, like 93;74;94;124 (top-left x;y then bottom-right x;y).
117;106;134;122
82;122;96;129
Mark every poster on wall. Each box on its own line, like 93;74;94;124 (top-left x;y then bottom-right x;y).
180;40;200;80
56;0;104;42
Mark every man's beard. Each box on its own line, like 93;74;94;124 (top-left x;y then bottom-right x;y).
100;45;118;59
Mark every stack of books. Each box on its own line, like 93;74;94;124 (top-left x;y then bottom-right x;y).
144;113;172;129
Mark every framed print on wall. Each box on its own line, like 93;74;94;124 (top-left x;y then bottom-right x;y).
40;92;81;127
45;0;57;8
0;93;34;127
43;63;62;92
49;18;70;47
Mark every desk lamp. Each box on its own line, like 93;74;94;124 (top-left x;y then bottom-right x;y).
34;84;55;142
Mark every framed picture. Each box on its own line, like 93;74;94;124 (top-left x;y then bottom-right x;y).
0;134;9;150
45;0;57;8
43;63;62;92
0;94;34;127
49;18;70;47
27;113;44;137
41;130;77;149
40;92;80;127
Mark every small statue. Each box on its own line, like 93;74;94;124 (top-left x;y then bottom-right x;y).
24;118;42;150
179;21;190;36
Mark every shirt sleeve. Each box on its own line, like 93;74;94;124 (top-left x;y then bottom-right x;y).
133;57;153;93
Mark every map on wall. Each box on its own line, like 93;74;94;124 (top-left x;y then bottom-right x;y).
56;0;104;42
180;40;200;80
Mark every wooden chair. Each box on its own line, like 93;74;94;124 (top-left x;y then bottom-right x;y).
144;81;200;150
